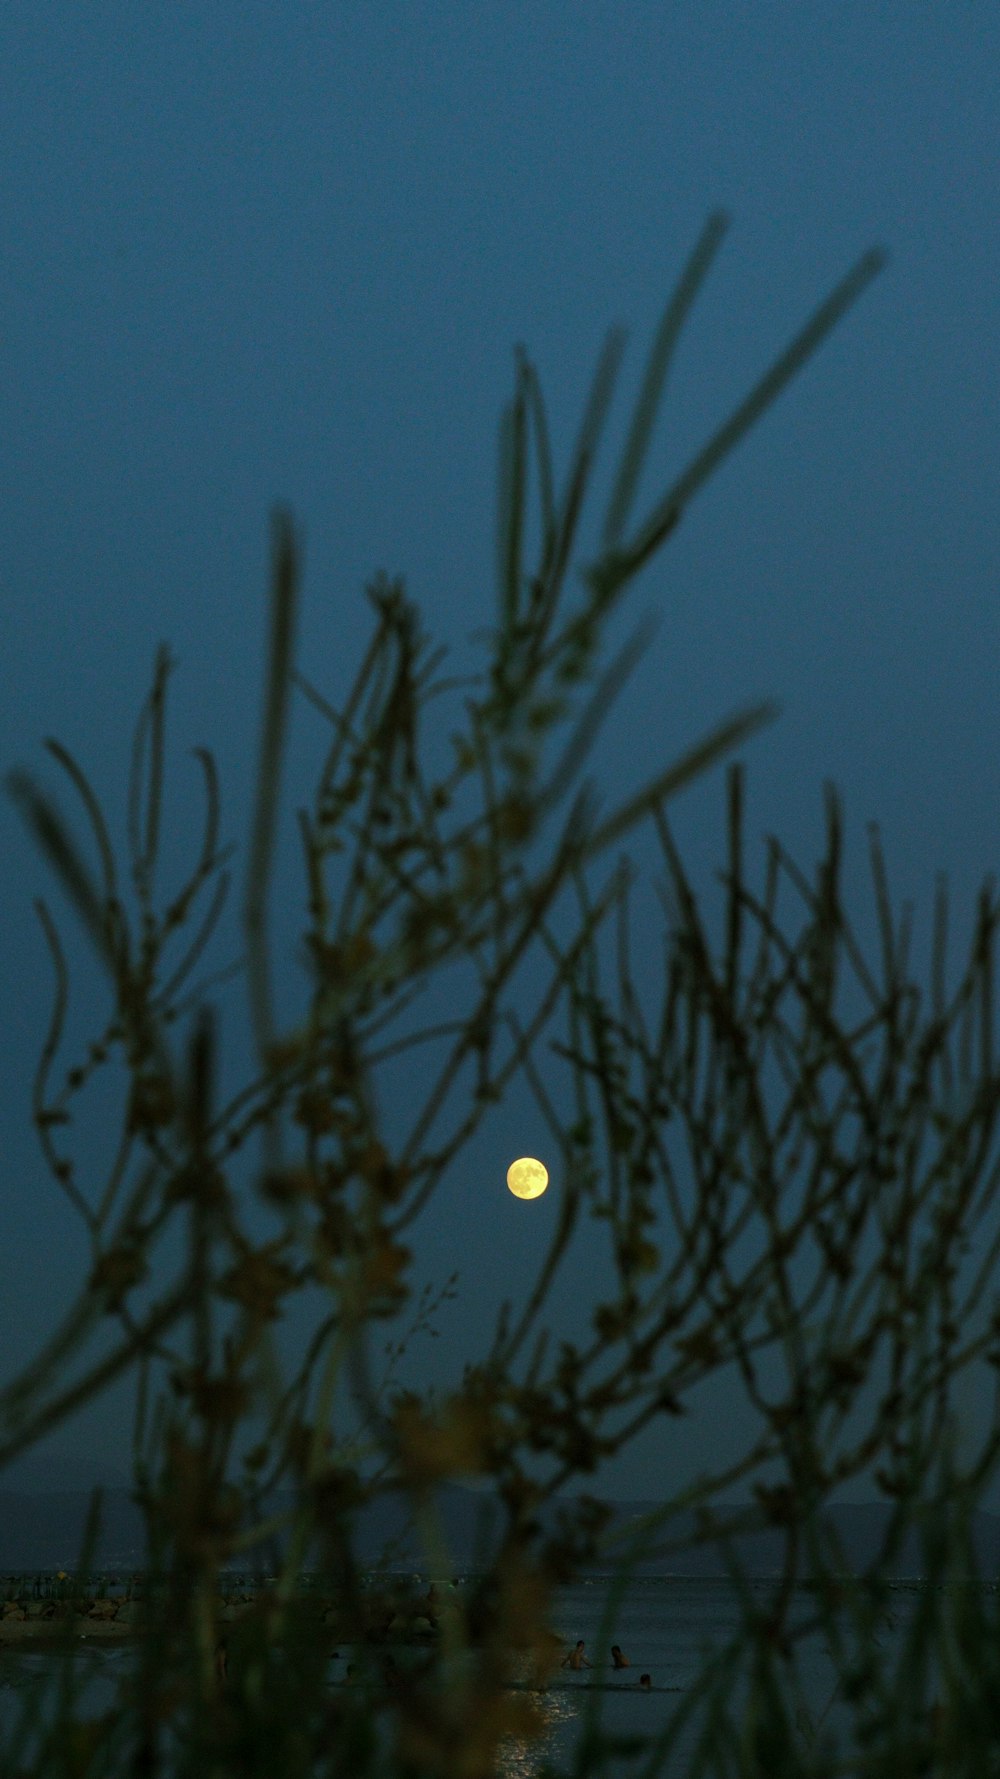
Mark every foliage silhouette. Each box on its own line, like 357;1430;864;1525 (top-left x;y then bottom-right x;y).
6;218;1000;1776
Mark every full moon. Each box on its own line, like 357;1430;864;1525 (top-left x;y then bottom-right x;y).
506;1156;549;1200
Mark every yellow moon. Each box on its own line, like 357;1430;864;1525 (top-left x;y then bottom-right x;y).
506;1156;549;1200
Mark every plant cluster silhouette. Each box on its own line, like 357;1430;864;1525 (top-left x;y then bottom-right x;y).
5;217;1000;1777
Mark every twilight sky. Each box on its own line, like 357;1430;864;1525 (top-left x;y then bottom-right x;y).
2;5;999;1499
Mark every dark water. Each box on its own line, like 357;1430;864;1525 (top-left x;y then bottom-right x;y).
0;1575;928;1775
501;1575;850;1775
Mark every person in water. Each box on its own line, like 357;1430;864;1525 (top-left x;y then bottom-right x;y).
561;1639;592;1671
638;1674;652;1691
611;1645;630;1669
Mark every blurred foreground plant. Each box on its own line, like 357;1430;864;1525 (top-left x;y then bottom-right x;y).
5;218;1000;1777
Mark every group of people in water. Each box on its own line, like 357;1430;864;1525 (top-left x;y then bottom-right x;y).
215;1631;653;1692
560;1639;652;1688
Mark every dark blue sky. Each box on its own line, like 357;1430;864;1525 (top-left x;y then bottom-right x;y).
2;6;999;1497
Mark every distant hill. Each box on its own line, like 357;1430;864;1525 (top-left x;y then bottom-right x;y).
2;1484;998;1579
601;1500;1000;1579
0;1484;497;1574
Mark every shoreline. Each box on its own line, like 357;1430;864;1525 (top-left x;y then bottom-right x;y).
0;1617;142;1644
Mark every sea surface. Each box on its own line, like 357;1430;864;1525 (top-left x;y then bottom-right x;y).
500;1573;912;1776
0;1574;931;1775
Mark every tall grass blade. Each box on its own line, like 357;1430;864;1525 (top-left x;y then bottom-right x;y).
626;246;887;568
7;771;115;966
603;209;730;551
496;360;527;630
245;507;300;1063
585;700;778;859
538;325;627;622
